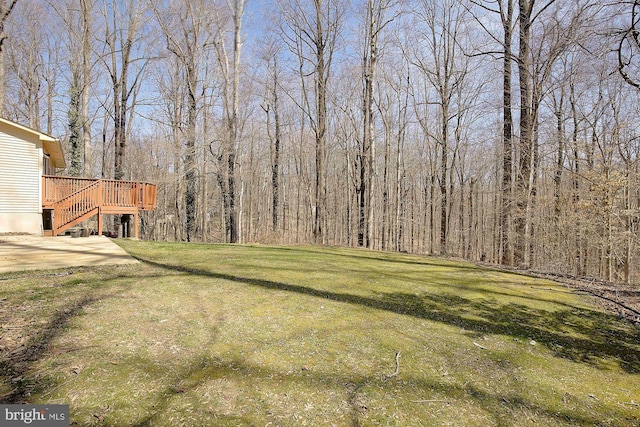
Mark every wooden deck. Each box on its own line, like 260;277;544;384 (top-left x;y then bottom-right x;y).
42;176;157;237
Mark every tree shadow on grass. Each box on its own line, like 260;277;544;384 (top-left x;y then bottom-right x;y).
0;271;141;404
124;351;625;427
387;292;640;373
137;258;640;374
0;295;101;403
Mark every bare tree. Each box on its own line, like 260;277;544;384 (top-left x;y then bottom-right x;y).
153;57;190;241
98;0;150;235
412;0;472;255
211;0;245;243
513;0;563;266
0;0;17;114
36;0;96;176
470;0;516;264
261;42;283;233
278;0;344;244
153;0;205;242
4;1;47;128
81;0;93;176
60;0;94;177
357;0;399;248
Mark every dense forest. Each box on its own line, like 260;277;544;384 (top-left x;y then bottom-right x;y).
2;0;640;283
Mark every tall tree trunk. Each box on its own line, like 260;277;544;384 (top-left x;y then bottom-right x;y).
68;70;82;177
357;150;366;246
396;125;405;252
271;58;281;232
360;0;383;249
501;0;514;265
113;82;126;236
569;79;583;275
440;104;448;254
226;0;244;243
382;116;391;251
553;93;564;219
185;62;197;242
81;0;91;177
313;0;327;244
202;118;209;242
103;0;146;238
515;0;533;266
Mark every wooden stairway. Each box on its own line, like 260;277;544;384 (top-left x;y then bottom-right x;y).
43;176;157;237
45;180;101;236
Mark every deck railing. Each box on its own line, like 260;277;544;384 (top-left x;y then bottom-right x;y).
42;176;157;235
43;176;97;205
43;176;157;210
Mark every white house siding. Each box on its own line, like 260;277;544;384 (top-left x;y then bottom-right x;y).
0;131;43;234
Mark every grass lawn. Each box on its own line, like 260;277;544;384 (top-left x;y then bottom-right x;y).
1;241;639;426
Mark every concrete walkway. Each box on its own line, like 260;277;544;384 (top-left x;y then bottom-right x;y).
0;235;138;274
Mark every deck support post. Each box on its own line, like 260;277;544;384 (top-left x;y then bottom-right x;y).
97;208;103;236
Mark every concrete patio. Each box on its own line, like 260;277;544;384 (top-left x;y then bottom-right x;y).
0;235;138;273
